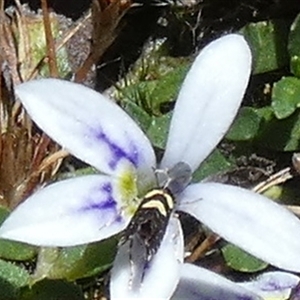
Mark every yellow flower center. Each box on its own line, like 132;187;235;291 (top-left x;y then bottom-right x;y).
116;164;139;216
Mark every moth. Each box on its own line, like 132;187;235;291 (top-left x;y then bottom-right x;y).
120;162;192;269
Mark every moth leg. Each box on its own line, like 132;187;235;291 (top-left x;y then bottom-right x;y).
98;211;123;232
154;167;171;188
128;237;135;289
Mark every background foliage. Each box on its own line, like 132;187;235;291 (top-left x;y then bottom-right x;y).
1;0;300;299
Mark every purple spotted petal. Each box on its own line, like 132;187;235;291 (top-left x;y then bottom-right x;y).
172;263;262;300
239;272;300;299
110;217;183;299
15;79;156;180
178;182;300;272
0;175;130;246
161;34;251;172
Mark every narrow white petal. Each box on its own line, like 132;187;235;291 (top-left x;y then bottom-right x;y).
110;217;183;299
239;271;300;299
178;182;300;272
0;175;130;246
172;263;262;300
16;79;156;178
161;34;251;172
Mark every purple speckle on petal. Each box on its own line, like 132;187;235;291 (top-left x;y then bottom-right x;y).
260;279;291;292
175;279;257;300
237;296;254;300
80;182;120;220
102;182;112;193
92;127;139;170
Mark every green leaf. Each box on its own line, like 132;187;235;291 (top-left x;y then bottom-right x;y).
0;240;37;262
0;206;9;222
40;238;117;281
290;56;300;78
18;15;71;79
150;65;189;115
0;277;19;300
226;107;262;141
0;207;37;261
289;13;300;77
120;81;157;115
118;58;189;116
147;113;172;149
58;167;98;181
122;100;152;133
0;259;31;299
222;244;268;272
272;77;300;119
193;149;233;182
255;108;300;151
20;279;84;300
262;185;285;202
255;105;274;121
241;20;290;74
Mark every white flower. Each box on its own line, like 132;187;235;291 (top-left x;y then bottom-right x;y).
239;271;300;300
174;265;300;300
1;34;300;299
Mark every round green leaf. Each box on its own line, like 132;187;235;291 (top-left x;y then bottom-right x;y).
0;240;37;262
0;277;19;300
272;76;300;119
20;279;84;300
240;20;290;74
222;244;268;272
289;13;300;77
0;259;30;299
256;108;300;151
291;56;300;78
192;149;233;182
37;238;118;281
226;107;262;141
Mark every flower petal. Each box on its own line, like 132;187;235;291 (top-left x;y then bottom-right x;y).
178;182;300;272
172;263;262;300
110;216;183;299
0;175;130;246
16;79;156;178
161;34;251;172
239;271;300;300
